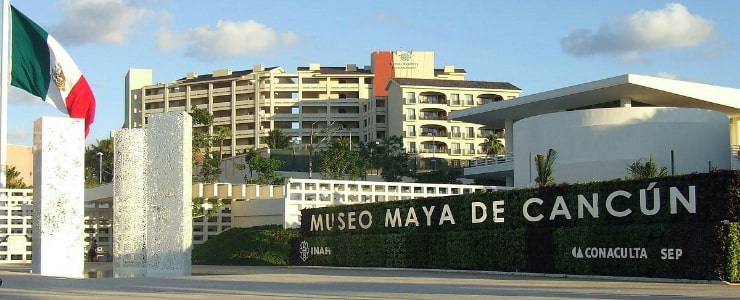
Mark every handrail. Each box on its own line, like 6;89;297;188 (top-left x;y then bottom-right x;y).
468;152;514;167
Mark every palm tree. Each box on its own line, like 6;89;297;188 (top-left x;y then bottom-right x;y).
213;126;231;155
626;156;668;179
264;129;291;149
483;134;505;156
84;138;114;186
534;148;558;186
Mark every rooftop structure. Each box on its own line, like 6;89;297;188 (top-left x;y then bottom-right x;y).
450;74;740;186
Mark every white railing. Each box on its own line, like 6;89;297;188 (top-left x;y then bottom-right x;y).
284;178;509;228
469;152;515;167
0;189;34;263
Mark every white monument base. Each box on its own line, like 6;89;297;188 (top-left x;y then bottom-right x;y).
31;117;85;278
145;112;192;277
112;129;147;278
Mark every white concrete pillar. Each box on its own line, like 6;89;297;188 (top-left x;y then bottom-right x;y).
729;117;739;146
145;112;192;277
112;129;147;278
504;119;514;154
31;117;85;278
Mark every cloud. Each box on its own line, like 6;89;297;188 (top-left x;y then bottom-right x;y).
51;0;153;45
8;126;31;145
156;19;299;61
561;3;716;61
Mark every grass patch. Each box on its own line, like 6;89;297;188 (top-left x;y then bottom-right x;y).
193;225;299;265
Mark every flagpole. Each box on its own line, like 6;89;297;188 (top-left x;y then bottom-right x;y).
0;0;10;188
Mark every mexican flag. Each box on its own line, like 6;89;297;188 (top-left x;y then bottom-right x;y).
9;5;95;136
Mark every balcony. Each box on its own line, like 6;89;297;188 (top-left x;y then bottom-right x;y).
468;152;514;167
420;148;447;154
419;97;446;105
418;115;447;120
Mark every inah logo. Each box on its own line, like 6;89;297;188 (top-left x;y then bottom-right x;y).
298;240;332;262
299;240;310;262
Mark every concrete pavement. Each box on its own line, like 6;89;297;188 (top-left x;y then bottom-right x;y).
0;263;737;299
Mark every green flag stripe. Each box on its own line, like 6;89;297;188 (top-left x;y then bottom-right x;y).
10;6;51;99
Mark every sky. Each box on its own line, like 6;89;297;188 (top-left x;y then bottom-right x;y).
4;0;740;146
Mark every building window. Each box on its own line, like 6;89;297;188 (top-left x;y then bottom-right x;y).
452;159;461;168
291;122;299;129
406;108;415;120
451;94;460;105
406;125;416;137
291;107;299;114
451;126;460;138
465;94;473;105
406;92;416;103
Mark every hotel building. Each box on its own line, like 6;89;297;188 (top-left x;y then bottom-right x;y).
125;51;521;171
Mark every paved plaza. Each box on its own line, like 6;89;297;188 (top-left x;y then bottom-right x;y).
0;263;737;299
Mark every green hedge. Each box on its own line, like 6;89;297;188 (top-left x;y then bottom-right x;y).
194;225;299;265
292;171;740;282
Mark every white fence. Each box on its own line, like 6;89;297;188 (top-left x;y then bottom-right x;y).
282;178;509;228
0;188;33;262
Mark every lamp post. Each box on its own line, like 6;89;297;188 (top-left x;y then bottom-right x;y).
309;121;320;179
255;110;265;150
96;152;103;184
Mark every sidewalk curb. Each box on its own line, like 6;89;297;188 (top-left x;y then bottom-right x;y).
287;265;734;285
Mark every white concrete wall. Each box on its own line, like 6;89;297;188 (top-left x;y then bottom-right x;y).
31;117;85;278
112;129;147;278
145;112;192;277
513;107;729;187
231;199;285;228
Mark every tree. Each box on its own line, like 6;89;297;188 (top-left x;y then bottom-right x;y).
192;197;224;218
534;148;558;186
264;129;291;149
319;137;364;180
190;106;223;183
414;168;462;184
84;138;114;187
376;135;413;182
307;122;341;179
626;156;668;179
236;148;286;185
483;133;505;156
213;126;231;156
5;166;30;188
